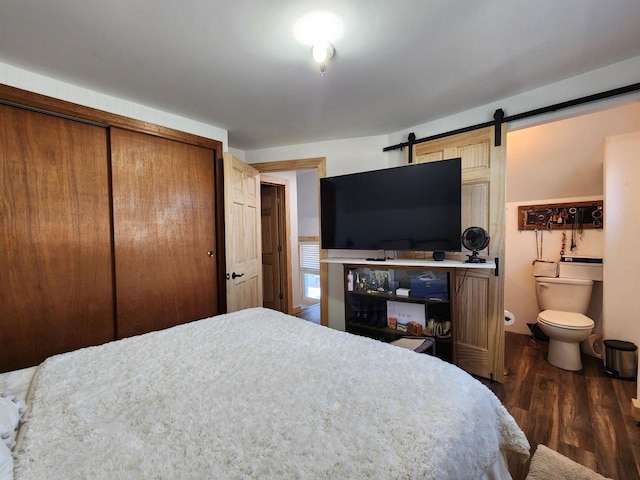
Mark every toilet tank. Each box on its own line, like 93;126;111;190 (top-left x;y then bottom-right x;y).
559;257;603;281
535;277;594;314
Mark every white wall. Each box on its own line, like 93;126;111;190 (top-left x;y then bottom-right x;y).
296;169;319;237
228;147;246;161
244;135;391;176
603;132;640;397
0;61;229;149
387;55;640;161
507;101;640;203
604;130;640;340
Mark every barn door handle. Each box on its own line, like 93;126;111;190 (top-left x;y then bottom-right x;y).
231;272;245;279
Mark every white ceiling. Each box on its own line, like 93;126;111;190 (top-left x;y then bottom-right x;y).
1;1;640;151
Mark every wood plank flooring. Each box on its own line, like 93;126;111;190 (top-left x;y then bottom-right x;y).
296;303;320;324
484;332;640;480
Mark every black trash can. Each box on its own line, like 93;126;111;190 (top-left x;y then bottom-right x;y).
603;339;637;380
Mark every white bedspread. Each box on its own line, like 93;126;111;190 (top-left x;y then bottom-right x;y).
15;308;529;479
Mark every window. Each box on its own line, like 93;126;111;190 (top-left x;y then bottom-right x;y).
299;240;320;303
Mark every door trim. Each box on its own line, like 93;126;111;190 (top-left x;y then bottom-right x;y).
251;158;327;327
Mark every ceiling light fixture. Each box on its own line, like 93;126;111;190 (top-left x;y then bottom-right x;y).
312;41;334;76
294;11;342;76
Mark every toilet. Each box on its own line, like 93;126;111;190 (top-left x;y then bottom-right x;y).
535;264;597;371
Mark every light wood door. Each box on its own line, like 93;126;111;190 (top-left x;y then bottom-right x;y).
261;184;285;311
223;153;262;312
0;105;114;371
412;125;506;381
111;128;218;338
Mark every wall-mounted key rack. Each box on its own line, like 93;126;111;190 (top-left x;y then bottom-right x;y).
517;200;604;231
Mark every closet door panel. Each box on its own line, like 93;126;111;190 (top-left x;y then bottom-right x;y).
111;128;218;338
0;105;114;372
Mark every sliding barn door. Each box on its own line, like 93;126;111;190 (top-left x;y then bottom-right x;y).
111;128;218;338
222;153;262;312
412;126;506;381
0;105;114;371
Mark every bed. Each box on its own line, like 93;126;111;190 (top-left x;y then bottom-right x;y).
1;307;529;479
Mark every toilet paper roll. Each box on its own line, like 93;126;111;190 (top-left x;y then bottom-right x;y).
583;333;603;359
504;310;516;326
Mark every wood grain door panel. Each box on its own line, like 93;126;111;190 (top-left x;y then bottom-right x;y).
261;184;282;311
111;128;218;338
454;270;491;373
413;126;506;381
222;153;262;312
0;104;114;371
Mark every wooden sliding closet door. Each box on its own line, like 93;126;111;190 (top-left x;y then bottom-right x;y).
111;128;218;338
0;104;114;372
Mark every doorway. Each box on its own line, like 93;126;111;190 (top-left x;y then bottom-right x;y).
260;182;289;313
503;100;640;337
252;158;327;326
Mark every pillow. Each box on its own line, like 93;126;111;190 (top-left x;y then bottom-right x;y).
0;441;12;480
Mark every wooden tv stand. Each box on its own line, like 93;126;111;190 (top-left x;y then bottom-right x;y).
323;257;501;381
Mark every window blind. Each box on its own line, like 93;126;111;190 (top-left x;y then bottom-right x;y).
300;242;320;271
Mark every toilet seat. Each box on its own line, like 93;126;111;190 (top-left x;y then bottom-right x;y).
538;310;594;330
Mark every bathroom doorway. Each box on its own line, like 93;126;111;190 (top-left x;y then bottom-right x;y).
503;100;640;336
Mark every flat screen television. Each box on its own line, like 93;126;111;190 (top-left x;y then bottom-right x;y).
320;158;462;252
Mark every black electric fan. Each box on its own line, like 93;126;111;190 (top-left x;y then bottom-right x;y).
461;227;490;263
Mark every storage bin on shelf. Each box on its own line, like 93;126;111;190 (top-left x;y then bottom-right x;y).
409;271;449;300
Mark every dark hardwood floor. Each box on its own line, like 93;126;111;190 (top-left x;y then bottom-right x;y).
296;303;320;324
486;332;640;480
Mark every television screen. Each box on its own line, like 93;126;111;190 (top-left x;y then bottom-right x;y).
320;158;462;252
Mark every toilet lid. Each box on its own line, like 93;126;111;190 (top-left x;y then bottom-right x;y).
538;310;594;329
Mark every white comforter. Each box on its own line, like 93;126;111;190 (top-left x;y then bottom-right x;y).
15;308;529;479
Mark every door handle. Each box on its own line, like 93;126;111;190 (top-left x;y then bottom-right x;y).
207;251;214;257
231;272;245;279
